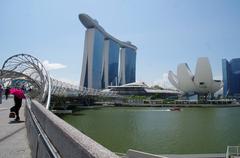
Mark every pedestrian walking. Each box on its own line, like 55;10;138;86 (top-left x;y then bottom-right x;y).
9;88;26;121
5;87;10;100
0;85;3;104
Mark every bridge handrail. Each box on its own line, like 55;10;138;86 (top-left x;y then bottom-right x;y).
26;98;61;158
226;146;240;158
27;99;119;158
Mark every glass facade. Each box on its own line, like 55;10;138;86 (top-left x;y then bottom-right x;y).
83;60;88;87
108;40;119;86
125;48;136;84
222;58;240;97
91;29;104;89
222;59;229;96
80;14;137;90
81;29;136;89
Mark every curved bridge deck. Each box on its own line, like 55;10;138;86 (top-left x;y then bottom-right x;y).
0;98;31;158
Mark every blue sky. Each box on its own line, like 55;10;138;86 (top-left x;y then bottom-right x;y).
1;0;240;87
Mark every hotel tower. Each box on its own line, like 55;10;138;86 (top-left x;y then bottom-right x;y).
79;14;137;90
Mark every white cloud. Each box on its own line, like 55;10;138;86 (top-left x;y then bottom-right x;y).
42;60;67;71
213;75;222;80
148;73;175;89
56;78;79;86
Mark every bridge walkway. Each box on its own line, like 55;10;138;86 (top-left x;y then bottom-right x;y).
0;97;31;158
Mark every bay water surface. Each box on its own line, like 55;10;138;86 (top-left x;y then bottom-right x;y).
61;107;240;154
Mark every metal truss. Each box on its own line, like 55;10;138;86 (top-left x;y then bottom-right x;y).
0;54;120;109
0;54;79;109
0;54;52;108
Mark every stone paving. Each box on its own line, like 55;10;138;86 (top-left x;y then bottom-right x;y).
0;97;31;158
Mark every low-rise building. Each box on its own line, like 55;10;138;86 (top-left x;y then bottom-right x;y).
106;82;181;99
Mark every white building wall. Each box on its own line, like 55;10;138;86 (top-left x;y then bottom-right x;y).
79;28;95;89
168;71;179;89
103;40;110;89
177;63;195;93
119;48;126;85
194;57;213;93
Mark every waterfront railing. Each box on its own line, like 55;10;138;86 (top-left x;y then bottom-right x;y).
226;146;240;158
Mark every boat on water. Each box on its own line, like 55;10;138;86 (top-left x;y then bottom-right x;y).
170;107;181;111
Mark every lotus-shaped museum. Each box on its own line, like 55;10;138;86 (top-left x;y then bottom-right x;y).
168;57;222;95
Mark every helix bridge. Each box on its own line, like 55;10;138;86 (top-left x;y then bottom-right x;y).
0;54;118;109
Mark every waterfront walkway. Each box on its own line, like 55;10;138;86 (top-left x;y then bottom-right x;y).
0;97;31;158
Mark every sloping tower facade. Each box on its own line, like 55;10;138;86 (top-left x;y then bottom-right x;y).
79;14;137;90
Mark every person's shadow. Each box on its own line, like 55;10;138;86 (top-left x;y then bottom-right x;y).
8;120;25;124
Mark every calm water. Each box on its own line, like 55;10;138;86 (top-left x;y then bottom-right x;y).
61;107;240;154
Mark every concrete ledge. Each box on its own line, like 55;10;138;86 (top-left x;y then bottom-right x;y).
29;100;119;158
25;102;52;158
125;149;225;158
51;110;72;114
126;149;168;158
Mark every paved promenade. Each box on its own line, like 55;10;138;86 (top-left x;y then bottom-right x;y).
0;97;31;158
